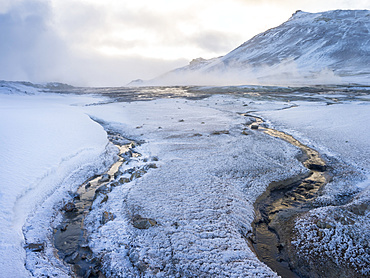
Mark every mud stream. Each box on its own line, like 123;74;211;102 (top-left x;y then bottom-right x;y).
53;133;138;277
246;115;331;278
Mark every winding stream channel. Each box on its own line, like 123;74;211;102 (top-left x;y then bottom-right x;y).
246;114;331;277
16;85;369;277
52;114;331;278
53;132;146;277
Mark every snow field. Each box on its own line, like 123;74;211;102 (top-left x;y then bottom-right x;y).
82;96;307;277
256;95;370;276
0;90;116;277
1;83;368;277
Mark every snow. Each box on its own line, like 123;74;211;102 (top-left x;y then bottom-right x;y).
0;88;115;277
144;10;370;86
0;83;368;277
80;91;369;277
81;96;306;277
257;99;370;172
254;94;370;276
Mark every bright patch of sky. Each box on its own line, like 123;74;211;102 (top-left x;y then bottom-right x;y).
0;0;369;86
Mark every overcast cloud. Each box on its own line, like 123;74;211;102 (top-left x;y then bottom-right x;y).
0;0;369;86
0;0;67;82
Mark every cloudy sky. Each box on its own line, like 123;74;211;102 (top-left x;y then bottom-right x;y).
1;0;369;86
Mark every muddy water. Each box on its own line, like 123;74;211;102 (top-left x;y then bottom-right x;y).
54;138;135;277
246;115;331;278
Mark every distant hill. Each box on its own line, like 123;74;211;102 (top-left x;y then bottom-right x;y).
132;10;370;86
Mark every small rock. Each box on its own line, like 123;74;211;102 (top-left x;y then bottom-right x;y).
114;171;122;179
146;163;158;169
101;211;115;224
66;252;81;265
137;261;149;272
69;191;80;200
242;130;249;135
60;223;68;232
95;185;110;195
244;117;256;125
100;195;109;204
211;130;229;135
251;123;259;130
260;123;268;128
316;220;325;229
100;174;110;183
133;215;157;229
25;243;44;252
131;151;141;158
85;182;91;189
110;182;119;187
317;220;334;229
130;170;146;180
120;151;132;160
63;202;77;212
339;216;355;225
119;177;130;184
72;251;79;260
303;183;315;190
348;203;368;216
306;162;327;172
151;156;159;161
125;168;135;174
93;185;110;202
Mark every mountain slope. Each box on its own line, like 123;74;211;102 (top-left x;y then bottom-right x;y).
140;10;370;86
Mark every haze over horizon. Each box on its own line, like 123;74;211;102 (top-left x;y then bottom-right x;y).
1;0;369;86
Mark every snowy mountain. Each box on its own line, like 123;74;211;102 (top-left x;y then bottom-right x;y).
138;10;370;86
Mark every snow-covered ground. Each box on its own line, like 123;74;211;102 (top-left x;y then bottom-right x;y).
0;83;369;277
79;96;308;277
255;96;370;276
0;85;116;277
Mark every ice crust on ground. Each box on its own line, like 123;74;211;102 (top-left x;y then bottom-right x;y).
82;93;369;277
0;88;116;277
256;98;370;207
256;96;370;276
1;83;369;277
82;97;306;277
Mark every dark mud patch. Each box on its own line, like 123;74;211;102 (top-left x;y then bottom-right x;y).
246;115;331;277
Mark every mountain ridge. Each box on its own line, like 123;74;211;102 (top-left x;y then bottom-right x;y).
132;9;370;86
